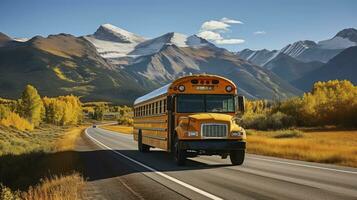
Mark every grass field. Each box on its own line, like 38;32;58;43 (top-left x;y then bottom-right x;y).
246;129;357;167
0;124;86;200
99;125;357;167
100;124;133;134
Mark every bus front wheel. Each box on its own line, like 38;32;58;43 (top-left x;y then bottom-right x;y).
174;136;186;166
138;131;150;152
230;150;245;165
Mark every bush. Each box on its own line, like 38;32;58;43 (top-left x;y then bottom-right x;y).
0;105;11;120
117;116;133;126
0;112;34;131
242;112;295;130
273;129;303;138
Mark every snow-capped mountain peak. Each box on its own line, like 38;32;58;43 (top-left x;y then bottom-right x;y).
280;40;317;57
335;28;357;42
317;28;357;50
129;32;214;57
93;23;145;43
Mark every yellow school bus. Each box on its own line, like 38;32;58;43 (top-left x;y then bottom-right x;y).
133;74;246;165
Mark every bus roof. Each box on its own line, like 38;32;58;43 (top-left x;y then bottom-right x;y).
134;83;170;105
133;74;236;105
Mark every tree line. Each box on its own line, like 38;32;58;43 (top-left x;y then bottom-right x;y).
242;80;357;129
0;85;82;131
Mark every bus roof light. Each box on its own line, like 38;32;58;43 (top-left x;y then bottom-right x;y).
191;79;198;84
226;85;233;92
178;85;185;92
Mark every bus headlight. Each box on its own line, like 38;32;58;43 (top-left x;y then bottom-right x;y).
231;131;243;136
187;131;198;137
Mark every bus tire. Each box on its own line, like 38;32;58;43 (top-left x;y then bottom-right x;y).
174;135;186;166
230;150;245;165
138;130;150;152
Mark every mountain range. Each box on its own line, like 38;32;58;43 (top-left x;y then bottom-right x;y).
0;25;356;104
237;28;357;91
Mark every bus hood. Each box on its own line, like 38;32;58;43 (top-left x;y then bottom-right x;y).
188;113;233;122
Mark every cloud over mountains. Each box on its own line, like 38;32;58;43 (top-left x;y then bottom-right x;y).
197;17;244;45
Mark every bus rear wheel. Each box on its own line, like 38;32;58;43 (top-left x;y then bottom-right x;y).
138;131;150;152
230;150;245;165
174;136;186;166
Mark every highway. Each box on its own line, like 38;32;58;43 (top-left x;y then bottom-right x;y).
81;127;357;200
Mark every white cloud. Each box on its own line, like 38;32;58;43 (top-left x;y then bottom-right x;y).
215;39;245;44
197;31;223;40
201;20;230;31
198;17;245;45
221;17;243;24
254;31;266;35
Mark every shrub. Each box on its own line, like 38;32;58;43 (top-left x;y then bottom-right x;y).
242;112;295;130
117;116;133;126
0;105;11;120
0;112;34;131
273;129;303;138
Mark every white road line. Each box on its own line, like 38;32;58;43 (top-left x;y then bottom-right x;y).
85;128;223;200
248;156;357;175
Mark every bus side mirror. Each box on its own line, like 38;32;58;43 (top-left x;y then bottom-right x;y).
237;95;245;114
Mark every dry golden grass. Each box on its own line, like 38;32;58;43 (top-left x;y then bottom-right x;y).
1;174;85;200
54;126;86;151
247;129;357;167
100;124;133;134
0;125;86;200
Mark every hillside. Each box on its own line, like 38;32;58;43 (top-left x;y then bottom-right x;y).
85;25;301;100
0;33;155;104
292;46;357;91
124;44;301;99
264;53;324;82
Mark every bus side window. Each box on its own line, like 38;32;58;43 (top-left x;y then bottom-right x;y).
149;104;151;116
155;102;158;114
164;99;167;113
159;100;162;113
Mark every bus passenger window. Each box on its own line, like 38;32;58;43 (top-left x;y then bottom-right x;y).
159;100;162;113
164;99;167;113
155;102;158;114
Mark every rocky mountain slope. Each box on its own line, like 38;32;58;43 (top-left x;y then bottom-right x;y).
264;53;324;82
84;24;301;99
237;28;357;65
0;32;155;104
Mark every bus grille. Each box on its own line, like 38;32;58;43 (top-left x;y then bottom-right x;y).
201;123;228;138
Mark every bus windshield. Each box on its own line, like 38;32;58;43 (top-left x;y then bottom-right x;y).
177;94;235;113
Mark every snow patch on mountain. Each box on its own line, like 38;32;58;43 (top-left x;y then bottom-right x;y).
85;25;213;60
129;32;211;57
318;36;356;49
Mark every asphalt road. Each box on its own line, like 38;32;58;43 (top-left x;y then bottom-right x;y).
81;127;357;200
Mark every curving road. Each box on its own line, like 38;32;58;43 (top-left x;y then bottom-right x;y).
79;127;357;200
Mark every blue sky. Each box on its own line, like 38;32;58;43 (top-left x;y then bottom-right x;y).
1;0;356;51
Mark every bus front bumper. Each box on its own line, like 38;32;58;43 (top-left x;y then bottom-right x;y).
180;140;246;151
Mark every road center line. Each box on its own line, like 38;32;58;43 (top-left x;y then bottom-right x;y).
248;156;357;175
85;128;223;200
